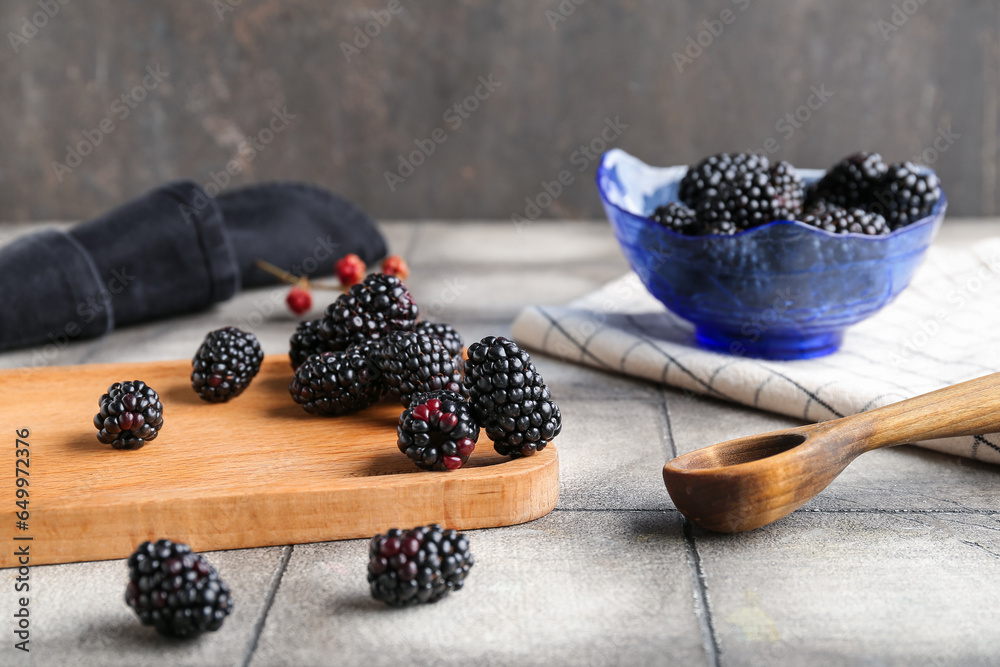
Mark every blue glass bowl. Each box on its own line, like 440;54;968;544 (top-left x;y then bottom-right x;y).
596;149;947;360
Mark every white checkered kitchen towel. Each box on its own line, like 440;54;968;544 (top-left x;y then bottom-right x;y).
512;237;1000;464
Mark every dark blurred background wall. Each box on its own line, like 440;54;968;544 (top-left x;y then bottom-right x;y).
1;0;996;221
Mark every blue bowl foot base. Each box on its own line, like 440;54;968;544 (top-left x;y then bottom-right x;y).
694;328;844;360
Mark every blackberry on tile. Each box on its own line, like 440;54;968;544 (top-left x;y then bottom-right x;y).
191;327;264;402
125;539;233;639
398;390;479;471
415;321;464;359
289;319;329;369
651;202;698;233
377;332;466;407
318;273;419;350
289;350;383;416
94;381;164;450
463;336;562;458
368;524;473;607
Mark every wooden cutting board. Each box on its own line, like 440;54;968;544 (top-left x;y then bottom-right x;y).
0;355;558;567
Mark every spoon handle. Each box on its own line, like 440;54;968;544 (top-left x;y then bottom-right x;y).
839;372;1000;451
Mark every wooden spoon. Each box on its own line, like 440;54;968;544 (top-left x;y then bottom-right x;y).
662;373;1000;533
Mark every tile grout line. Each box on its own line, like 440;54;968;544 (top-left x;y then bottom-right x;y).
240;545;294;667
660;390;722;667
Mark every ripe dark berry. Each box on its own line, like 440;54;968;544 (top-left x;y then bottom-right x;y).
464;336;561;458
875;161;942;229
286;286;312;315
678;152;770;208
769;160;805;220
398;390;479;471
651;202;697;233
125;539;233;639
319;273;419;351
377;332;466;407
289;319;329;370
694;168;780;231
94;381;163;450
808;151;888;210
368;525;473;607
801;206;890;236
415;321;464;358
289;351;383;416
190;327;264;403
335;253;367;287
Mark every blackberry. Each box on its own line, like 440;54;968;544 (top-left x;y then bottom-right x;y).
191;327;264;402
875;161;942;229
289;350;383;416
808;152;887;210
769;161;805;220
696;219;740;236
678;152;770;207
398;390;479;471
377;332;466;407
318;273;419;350
695;169;779;230
94;381;164;450
415;322;464;358
801;206;890;236
289;319;329;370
125;539;232;639
464;336;561;458
367;524;473;607
651;202;697;233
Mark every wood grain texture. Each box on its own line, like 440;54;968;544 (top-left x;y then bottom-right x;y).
0;355;559;567
663;373;1000;532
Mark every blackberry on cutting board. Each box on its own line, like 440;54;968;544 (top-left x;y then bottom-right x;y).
678;152;770;207
368;525;474;607
190;327;264;402
651;202;698;233
125;539;233;639
94;381;164;450
464;336;562;458
318;273;419;350
415;321;465;359
289;319;329;369
377;332;466;407
289;350;383;416
807;152;887;210
876;161;942;229
398;390;479;471
800;206;890;236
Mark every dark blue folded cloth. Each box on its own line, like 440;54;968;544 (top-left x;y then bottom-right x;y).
0;180;385;352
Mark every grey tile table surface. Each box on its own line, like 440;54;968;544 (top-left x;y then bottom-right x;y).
1;219;999;666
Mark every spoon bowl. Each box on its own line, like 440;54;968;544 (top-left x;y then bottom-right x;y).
663;373;1000;532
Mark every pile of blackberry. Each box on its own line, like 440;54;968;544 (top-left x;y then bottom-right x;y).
125;539;233;638
190;327;264;402
652;151;941;236
367;524;473;607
